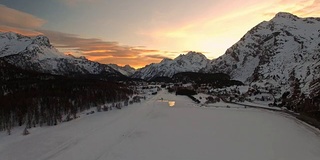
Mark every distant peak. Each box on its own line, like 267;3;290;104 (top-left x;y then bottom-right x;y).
178;51;207;59
274;12;299;19
186;51;202;55
79;56;87;60
32;35;51;47
0;31;17;36
123;64;135;70
0;32;52;47
0;32;23;40
161;58;172;63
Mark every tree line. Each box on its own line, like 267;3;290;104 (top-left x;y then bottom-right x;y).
0;60;133;134
0;78;133;134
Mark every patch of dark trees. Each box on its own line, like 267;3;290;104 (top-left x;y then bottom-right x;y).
149;76;173;83
172;72;243;88
280;92;320;121
0;60;133;134
279;77;320;122
175;88;197;95
175;88;200;104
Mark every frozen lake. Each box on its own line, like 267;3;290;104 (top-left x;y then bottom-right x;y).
1;90;320;160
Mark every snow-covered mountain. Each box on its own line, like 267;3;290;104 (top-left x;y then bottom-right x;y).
132;51;210;80
204;12;320;97
0;32;122;78
108;64;136;76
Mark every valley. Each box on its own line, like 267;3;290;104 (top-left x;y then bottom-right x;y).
1;90;320;160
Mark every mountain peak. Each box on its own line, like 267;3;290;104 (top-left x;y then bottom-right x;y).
0;32;51;47
107;64;136;76
123;64;135;70
186;51;203;55
32;35;51;47
175;51;207;60
274;12;299;19
160;58;172;63
0;32;27;40
180;51;204;57
174;51;208;64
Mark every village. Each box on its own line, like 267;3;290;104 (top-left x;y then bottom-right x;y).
125;80;277;109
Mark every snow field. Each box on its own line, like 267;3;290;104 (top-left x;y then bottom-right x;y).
1;90;320;160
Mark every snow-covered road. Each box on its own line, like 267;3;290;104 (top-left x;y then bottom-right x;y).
1;90;320;160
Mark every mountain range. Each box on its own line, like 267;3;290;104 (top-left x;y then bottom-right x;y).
0;12;319;100
108;64;136;77
0;32;131;79
133;12;320;100
132;51;210;80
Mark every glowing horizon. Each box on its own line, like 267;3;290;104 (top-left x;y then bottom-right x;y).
0;0;319;68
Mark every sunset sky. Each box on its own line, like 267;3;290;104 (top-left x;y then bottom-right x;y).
0;0;319;68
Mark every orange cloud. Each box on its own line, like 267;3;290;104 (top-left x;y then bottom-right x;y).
0;5;45;37
264;0;320;17
37;29;166;68
0;5;45;29
293;0;320;16
97;54;169;69
0;25;42;36
0;5;168;68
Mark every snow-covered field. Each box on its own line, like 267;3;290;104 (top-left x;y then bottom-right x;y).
1;90;320;160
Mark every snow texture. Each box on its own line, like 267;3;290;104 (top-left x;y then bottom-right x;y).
1;90;320;160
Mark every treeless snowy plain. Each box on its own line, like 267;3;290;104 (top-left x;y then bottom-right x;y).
1;90;320;160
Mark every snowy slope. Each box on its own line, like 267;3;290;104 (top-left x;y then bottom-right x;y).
132;51;210;80
0;32;122;77
108;64;136;76
0;32;66;59
1;90;320;160
204;12;320;97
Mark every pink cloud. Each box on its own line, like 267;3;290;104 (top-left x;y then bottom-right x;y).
0;25;42;36
265;0;320;17
0;5;46;29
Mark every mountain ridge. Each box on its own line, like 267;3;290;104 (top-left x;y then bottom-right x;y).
107;64;136;76
132;51;210;80
0;32;126;79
